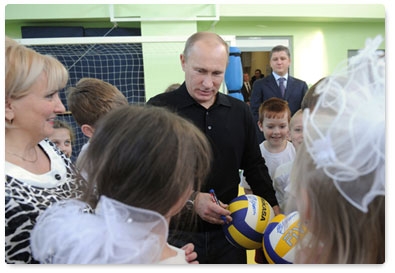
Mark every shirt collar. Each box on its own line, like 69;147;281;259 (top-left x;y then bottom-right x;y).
272;72;288;81
178;82;232;109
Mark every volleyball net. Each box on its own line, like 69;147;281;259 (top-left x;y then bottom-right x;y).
19;35;235;161
25;40;145;160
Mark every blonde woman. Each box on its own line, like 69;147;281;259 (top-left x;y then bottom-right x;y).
5;36;86;263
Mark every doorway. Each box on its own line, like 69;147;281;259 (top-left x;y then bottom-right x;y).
236;36;293;79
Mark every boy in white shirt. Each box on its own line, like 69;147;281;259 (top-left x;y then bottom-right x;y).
241;97;295;196
240;97;295;264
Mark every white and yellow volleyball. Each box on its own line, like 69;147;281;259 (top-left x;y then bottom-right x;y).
223;194;274;249
263;211;307;264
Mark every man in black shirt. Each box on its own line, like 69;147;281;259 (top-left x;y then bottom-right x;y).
147;31;279;264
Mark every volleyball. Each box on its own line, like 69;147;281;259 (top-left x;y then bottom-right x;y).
223;194;274;249
263;211;306;264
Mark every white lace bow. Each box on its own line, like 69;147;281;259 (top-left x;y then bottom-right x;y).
303;35;385;213
31;195;168;264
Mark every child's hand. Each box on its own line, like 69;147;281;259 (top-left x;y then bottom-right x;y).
182;243;198;264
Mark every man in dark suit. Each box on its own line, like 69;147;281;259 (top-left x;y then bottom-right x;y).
250;68;264;85
251;68;265;85
250;45;308;143
241;72;252;104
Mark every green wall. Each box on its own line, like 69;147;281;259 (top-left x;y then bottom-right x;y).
5;4;385;100
211;20;385;85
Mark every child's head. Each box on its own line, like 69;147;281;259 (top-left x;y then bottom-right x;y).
289;36;385;263
80;105;212;220
66;78;128;138
290;146;384;263
258;97;291;147
294;77;325;151
164;83;181;93
49;120;74;158
289;109;303;150
301;77;327;111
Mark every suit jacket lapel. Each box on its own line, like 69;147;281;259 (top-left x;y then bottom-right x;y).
269;74;283;97
284;76;294;99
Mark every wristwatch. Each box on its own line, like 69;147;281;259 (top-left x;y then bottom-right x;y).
185;191;199;210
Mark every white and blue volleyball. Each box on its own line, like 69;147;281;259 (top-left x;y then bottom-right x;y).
263;211;307;264
223;194;274;249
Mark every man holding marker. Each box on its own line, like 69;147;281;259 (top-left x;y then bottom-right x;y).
147;31;279;264
210;189;227;223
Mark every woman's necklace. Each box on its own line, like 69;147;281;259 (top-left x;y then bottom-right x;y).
6;148;38;163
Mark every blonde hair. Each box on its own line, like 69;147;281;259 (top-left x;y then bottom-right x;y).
80;105;212;217
5;36;68;127
289;109;303;130
289;144;385;263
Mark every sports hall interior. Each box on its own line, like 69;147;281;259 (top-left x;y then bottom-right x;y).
4;3;386;264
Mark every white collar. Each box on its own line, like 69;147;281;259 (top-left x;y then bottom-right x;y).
273;72;288;81
5;139;68;188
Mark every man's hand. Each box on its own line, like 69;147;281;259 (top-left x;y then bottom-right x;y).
193;192;232;224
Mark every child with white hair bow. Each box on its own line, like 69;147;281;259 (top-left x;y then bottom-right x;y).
288;35;385;264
